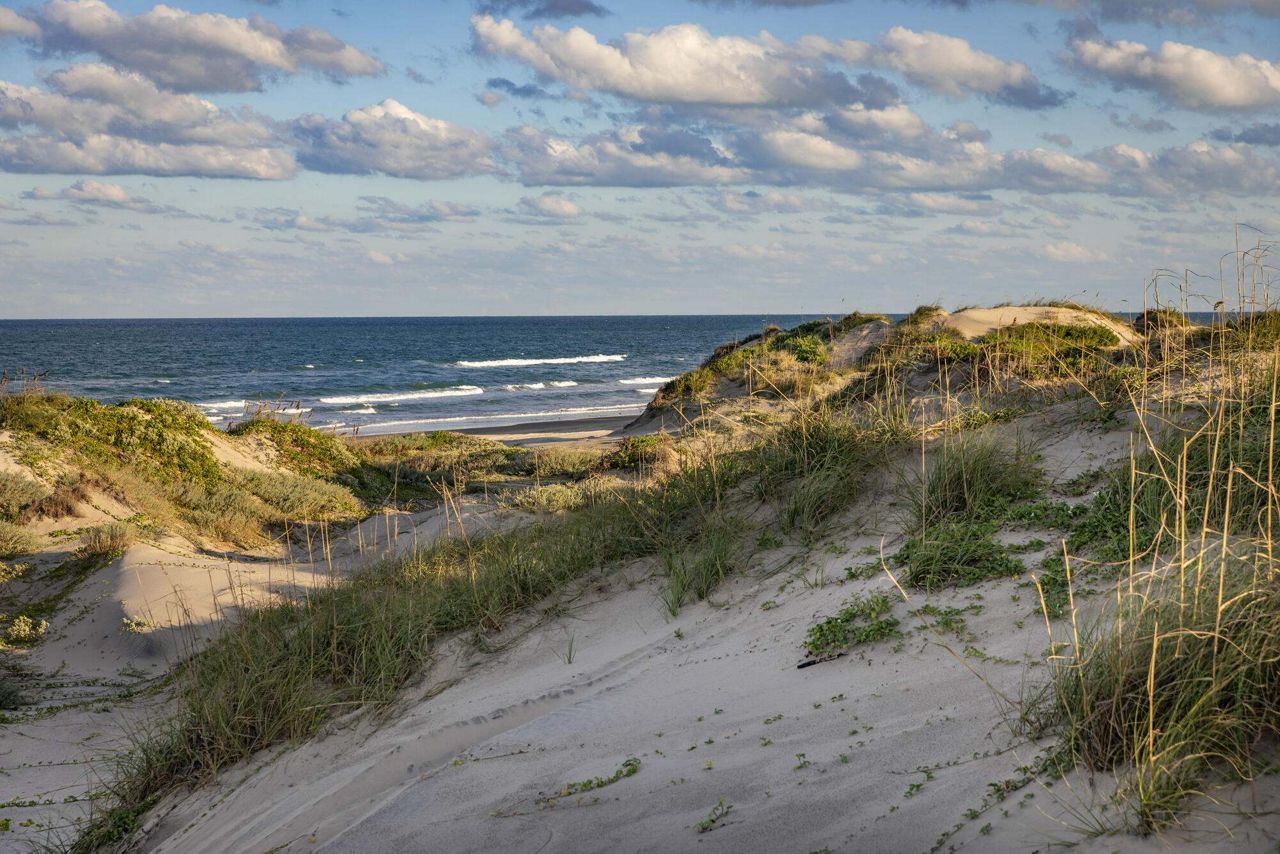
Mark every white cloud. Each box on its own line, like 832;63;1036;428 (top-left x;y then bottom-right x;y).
13;0;383;92
472;15;858;107
800;27;1067;108
0;65;290;178
0;133;295;179
21;178;197;215
294;99;495;180
518;192;582;218
1041;240;1107;263
473;16;1065;109
1071;38;1280;112
0;7;41;39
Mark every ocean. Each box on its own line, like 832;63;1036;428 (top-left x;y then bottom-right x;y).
0;316;832;434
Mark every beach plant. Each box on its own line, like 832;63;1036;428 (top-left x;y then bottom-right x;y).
79;522;135;558
907;436;1043;530
3;614;48;645
549;757;640;799
0;521;37;559
0;471;47;521
897;522;1022;591
695;799;733;833
803;592;900;658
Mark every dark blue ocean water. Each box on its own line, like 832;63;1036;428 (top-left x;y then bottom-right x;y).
0;316;831;434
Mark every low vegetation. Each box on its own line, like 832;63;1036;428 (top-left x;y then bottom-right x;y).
803;592;900;658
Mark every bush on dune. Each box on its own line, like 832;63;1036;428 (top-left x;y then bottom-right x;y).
0;471;48;521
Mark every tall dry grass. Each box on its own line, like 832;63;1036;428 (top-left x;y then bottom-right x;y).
1028;232;1280;833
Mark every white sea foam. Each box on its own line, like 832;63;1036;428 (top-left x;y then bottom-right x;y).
504;383;547;391
197;400;248;411
455;354;626;368
156;379;172;384
319;386;483;405
549;381;578;387
635;388;660;394
344;406;377;415
619;376;675;385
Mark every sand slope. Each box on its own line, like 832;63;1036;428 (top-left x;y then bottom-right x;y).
131;407;1280;854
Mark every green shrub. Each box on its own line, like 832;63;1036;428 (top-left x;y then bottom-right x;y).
80;522;135;557
234;470;362;520
0;471;47;521
897;522;1023;591
0;393;221;487
779;334;828;365
0;521;37;558
1133;308;1188;335
606;434;667;470
804;592;900;657
229;418;357;479
976;322;1119;379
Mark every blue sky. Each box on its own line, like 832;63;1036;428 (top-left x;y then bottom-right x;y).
0;0;1278;317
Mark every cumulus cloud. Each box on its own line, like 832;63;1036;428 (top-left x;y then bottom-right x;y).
472;15;866;107
1041;240;1107;262
7;0;383;92
1070;38;1280;111
0;7;41;39
474;16;1066;111
518;192;582;218
801;27;1068;108
294;99;496;180
476;0;610;18
0;64;291;178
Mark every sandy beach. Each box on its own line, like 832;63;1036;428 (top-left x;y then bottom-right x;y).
456;413;642;446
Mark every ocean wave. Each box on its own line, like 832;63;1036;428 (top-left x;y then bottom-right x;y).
455;354;627;368
344;406;377;414
619;376;675;385
635;388;660;394
319;386;483;405
356;403;644;432
549;381;578;387
196;400;248;411
504;383;546;391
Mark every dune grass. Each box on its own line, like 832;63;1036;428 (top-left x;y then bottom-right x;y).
79;522;135;558
1026;238;1280;833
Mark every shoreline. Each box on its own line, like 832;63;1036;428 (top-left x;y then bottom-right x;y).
456;413;641;445
348;412;645;446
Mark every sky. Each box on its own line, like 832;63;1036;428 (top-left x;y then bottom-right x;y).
0;0;1278;318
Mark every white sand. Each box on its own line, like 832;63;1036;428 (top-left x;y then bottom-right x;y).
944;306;1143;346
